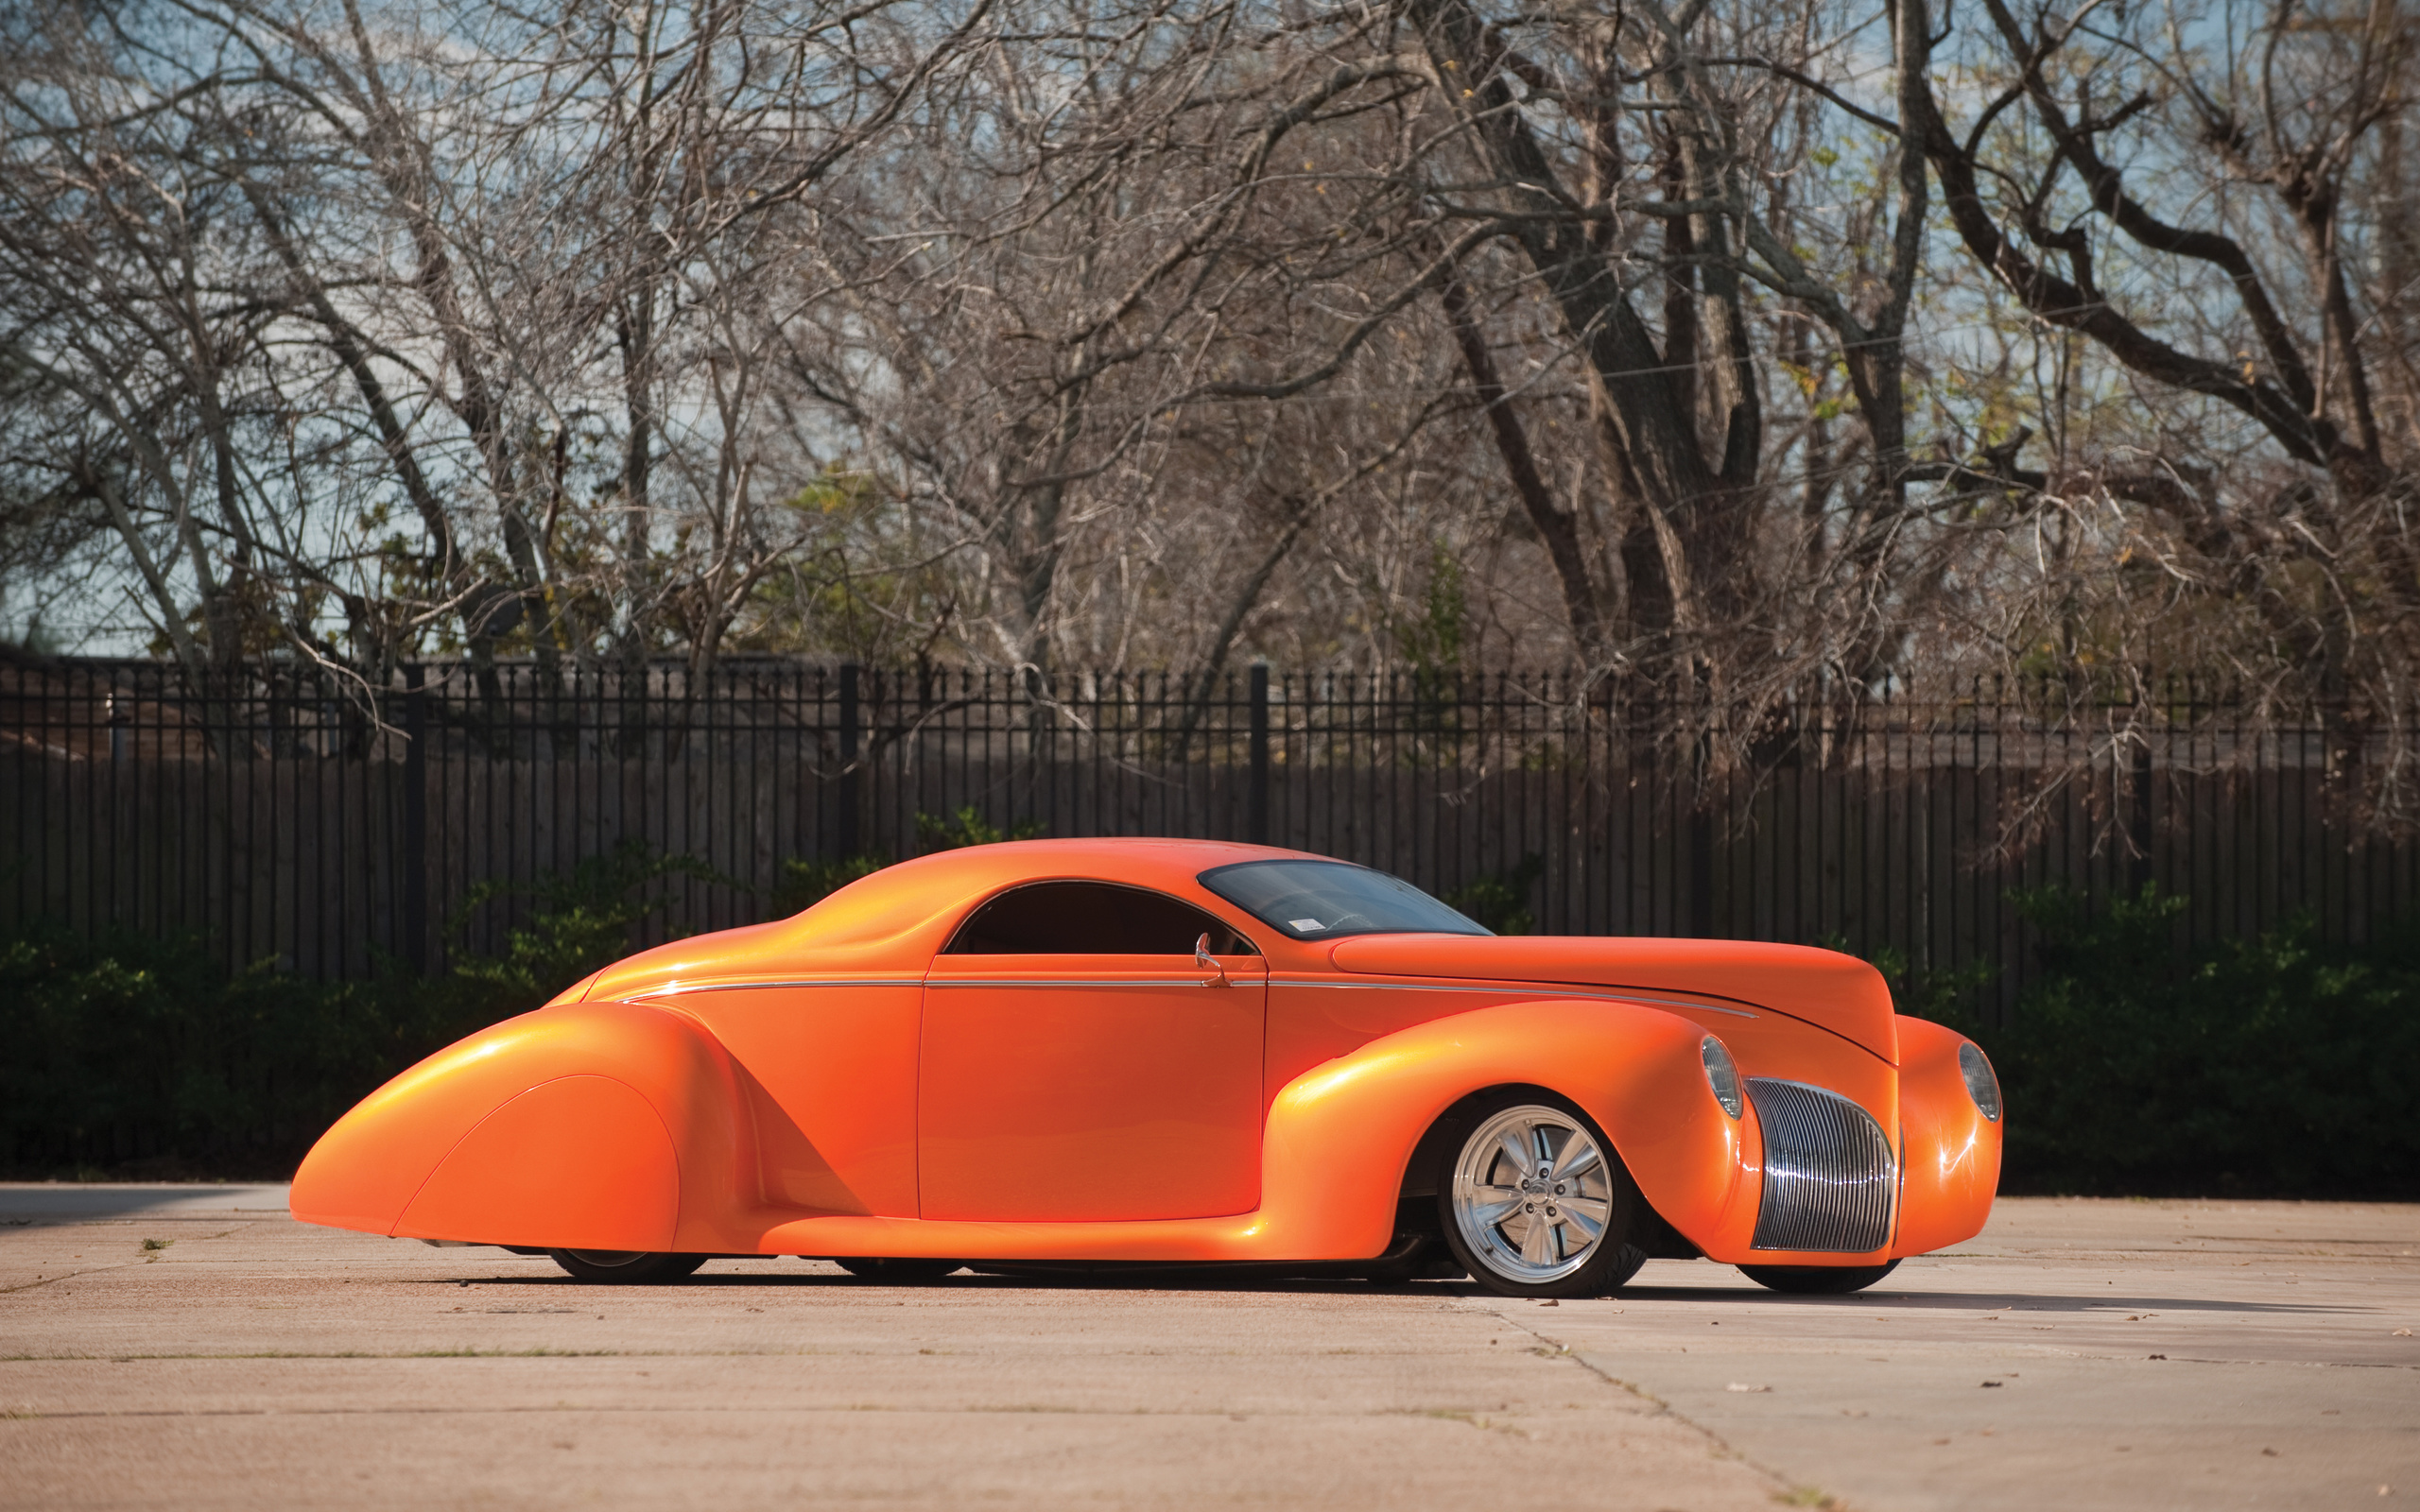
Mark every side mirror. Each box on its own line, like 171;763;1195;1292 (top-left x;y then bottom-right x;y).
1195;933;1232;988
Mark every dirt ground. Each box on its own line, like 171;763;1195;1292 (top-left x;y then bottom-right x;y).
1;1188;2413;1510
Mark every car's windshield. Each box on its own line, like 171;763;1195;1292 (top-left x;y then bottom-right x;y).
1197;860;1489;941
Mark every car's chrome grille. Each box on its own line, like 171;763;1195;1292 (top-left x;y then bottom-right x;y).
1748;1078;1896;1252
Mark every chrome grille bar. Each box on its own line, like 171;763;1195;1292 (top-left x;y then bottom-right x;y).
1747;1078;1897;1252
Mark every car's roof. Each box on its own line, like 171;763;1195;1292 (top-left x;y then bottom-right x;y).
583;838;1343;997
793;837;1323;951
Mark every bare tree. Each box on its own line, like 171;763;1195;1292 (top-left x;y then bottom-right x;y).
823;0;1999;760
4;0;2414;826
1899;0;2420;820
1;0;994;693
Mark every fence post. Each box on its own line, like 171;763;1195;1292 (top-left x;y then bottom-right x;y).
1686;807;1714;937
838;662;862;860
1249;664;1270;846
401;664;428;976
1686;729;1715;937
2128;737;2155;896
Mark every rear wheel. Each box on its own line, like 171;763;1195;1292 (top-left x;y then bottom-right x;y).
1737;1260;1900;1295
833;1257;963;1282
1438;1093;1646;1298
548;1250;710;1284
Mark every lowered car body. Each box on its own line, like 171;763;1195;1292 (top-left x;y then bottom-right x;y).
290;839;2002;1296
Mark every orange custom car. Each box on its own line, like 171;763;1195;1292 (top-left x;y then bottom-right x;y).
292;839;2002;1297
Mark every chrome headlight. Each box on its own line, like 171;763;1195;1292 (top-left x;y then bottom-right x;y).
1701;1036;1744;1119
1958;1041;2002;1122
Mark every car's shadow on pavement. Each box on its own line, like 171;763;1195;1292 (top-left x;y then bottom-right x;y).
1614;1284;2349;1314
417;1269;1445;1297
406;1267;2352;1314
0;1187;291;1221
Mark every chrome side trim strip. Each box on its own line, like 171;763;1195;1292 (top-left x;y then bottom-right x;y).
640;975;1752;1017
634;978;918;997
925;979;1243;988
1265;979;1758;1018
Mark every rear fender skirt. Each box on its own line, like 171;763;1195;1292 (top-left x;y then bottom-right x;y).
396;1074;681;1252
290;1000;756;1250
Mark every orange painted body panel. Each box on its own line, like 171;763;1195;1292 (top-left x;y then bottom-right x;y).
677;981;922;1216
1266;979;1499;1108
764;997;1744;1261
290;999;760;1249
1327;934;1900;1063
396;1075;679;1251
920;954;1267;1220
1268;978;1894;1136
1893;1016;2003;1255
289;838;2001;1270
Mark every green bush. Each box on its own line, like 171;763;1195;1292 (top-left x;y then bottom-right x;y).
1898;886;2420;1198
914;805;1045;851
444;837;733;1018
771;806;1044;916
16;849;2412;1197
1443;854;1547;936
770;851;890;916
2;819;1016;1177
0;839;738;1178
1850;941;1995;1037
0;927;445;1177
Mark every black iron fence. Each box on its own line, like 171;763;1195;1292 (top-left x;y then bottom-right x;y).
5;656;2414;1015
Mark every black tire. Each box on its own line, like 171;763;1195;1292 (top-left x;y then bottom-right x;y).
834;1257;963;1282
1737;1259;1901;1295
548;1249;710;1284
1435;1089;1648;1299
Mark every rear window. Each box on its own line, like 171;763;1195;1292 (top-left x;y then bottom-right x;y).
1197;860;1488;941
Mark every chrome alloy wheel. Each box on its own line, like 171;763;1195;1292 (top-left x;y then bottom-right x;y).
1449;1105;1616;1285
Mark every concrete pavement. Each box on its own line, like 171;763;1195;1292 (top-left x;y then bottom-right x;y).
0;1187;2411;1510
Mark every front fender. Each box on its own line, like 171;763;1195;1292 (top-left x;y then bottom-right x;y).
1893;1016;2002;1255
1254;998;1753;1260
289;1000;754;1252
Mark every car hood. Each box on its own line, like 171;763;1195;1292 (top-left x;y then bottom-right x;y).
1326;934;1898;1064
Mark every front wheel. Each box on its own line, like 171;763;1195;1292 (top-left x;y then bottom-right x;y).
1737;1260;1900;1295
548;1249;710;1284
1438;1093;1646;1298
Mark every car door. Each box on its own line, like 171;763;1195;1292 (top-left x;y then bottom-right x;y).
918;881;1267;1222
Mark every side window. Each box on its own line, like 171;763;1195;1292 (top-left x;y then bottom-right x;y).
945;882;1259;955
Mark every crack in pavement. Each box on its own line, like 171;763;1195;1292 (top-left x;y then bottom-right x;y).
1467;1300;1802;1493
0;1269;114;1296
1;1225;253;1293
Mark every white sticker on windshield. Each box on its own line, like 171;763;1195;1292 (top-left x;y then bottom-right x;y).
1289;919;1323;931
